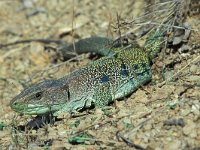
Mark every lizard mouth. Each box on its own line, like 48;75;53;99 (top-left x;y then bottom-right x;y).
11;103;62;115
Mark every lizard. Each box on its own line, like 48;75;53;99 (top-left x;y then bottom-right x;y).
10;0;183;116
9;31;162;115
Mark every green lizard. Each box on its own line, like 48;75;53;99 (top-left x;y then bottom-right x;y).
10;31;162;115
10;1;181;116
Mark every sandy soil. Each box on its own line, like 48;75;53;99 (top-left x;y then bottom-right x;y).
0;0;200;149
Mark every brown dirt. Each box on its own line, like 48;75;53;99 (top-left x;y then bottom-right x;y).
0;0;200;149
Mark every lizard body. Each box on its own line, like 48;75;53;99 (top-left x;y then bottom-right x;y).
11;44;152;115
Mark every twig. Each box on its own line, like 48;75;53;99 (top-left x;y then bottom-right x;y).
0;39;65;49
121;21;199;32
116;132;146;150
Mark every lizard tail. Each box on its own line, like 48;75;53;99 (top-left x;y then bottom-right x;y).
58;36;131;60
58;36;116;60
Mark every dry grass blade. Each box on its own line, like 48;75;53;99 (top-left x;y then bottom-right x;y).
114;0;184;39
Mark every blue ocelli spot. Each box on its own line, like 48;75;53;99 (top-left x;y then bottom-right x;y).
121;64;129;77
100;74;110;83
133;64;139;70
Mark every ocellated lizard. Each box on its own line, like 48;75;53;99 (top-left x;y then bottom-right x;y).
10;1;182;116
10;31;163;115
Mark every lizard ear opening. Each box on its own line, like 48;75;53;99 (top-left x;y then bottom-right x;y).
60;84;70;101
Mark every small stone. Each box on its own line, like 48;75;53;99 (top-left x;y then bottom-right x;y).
28;143;40;149
190;65;198;73
165;140;181;150
143;123;153;130
165;48;171;54
58;15;89;36
166;137;172;141
143;135;149;143
175;86;185;96
187;75;200;82
180;109;191;116
134;89;148;104
163;118;185;127
179;44;191;53
94;124;100;129
155;147;162;150
23;0;34;8
31;130;37;135
183;120;196;137
191;104;200;115
151;85;175;101
123;118;132;128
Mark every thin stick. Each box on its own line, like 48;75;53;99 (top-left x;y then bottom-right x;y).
0;39;64;49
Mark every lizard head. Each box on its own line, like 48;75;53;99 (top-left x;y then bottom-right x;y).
10;80;70;115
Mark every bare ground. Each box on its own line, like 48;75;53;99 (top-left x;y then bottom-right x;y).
0;0;200;149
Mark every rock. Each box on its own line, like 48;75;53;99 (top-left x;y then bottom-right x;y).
163;118;185;127
28;143;40;149
190;64;198;73
134;89;148;104
143;123;153;130
183;120;197;138
191;103;200;116
186;75;200;82
180;109;191;116
164;140;181;150
175;86;185;96
179;44;191;53
58;15;89;36
151;85;175;101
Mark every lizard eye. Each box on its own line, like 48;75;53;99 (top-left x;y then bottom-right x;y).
35;92;42;99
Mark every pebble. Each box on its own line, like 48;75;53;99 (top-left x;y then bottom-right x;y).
190;64;198;73
134;89;148;104
183;120;197;138
28;143;40;149
187;75;200;82
179;44;191;53
94;124;100;129
164;140;181;150
143;123;153;130
58;15;89;35
163;118;185;127
151;85;175;101
175;86;185;96
191;104;200;116
155;147;162;150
